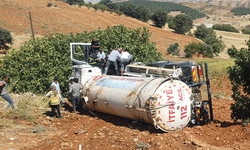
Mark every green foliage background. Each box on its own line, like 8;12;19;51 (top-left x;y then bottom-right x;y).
0;28;13;50
0;25;162;94
231;7;250;16
212;24;239;33
227;40;250;123
118;0;207;20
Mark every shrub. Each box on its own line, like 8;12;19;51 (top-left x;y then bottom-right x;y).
54;5;57;7
106;3;119;10
227;39;250;124
184;42;200;58
134;5;151;22
212;24;239;33
47;3;53;7
151;9;168;28
115;9;123;16
119;2;136;18
0;25;162;94
0;28;12;50
242;29;250;34
167;43;180;56
173;14;193;34
227;46;238;58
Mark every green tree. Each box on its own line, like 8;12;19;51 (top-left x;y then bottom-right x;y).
0;25;162;94
134;5;151;22
0;28;12;50
167;43;180;56
194;24;211;40
93;4;99;11
228;40;250;125
99;0;111;6
151;9;168;28
227;45;238;58
184;42;200;58
119;2;136;18
173;14;193;34
98;4;107;12
106;3;119;10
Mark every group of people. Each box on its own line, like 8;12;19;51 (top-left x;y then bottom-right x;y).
46;77;84;119
90;37;133;76
0;76;83;119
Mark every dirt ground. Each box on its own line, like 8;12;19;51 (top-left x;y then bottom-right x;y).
0;77;250;150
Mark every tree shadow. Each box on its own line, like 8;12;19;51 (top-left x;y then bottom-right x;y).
81;110;165;134
211;119;242;127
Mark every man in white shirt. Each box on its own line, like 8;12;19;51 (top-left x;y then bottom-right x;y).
120;49;133;76
97;48;106;61
51;77;63;103
103;48;121;75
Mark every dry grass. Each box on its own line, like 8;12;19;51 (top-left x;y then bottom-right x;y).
0;92;50;122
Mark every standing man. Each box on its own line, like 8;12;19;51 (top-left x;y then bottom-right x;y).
51;77;63;103
91;37;100;54
69;79;84;113
103;48;121;75
120;49;133;76
0;76;18;111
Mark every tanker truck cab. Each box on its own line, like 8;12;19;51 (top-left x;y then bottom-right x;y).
70;43;102;85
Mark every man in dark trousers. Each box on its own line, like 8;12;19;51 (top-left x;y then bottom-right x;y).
103;48;121;75
69;79;84;113
0;76;18;111
91;37;100;54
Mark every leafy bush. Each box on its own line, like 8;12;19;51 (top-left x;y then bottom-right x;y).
47;3;53;7
119;2;136;18
212;24;239;33
106;3;119;10
97;4;107;12
167;43;180;56
227;40;250;124
194;25;224;57
99;0;111;6
66;0;85;5
118;0;207;20
242;29;250;35
227;46;238;58
151;9;167;28
115;9;123;16
0;25;162;93
184;42;200;58
231;7;250;16
0;28;12;50
194;24;211;40
54;5;57;7
173;14;193;34
134;5;151;22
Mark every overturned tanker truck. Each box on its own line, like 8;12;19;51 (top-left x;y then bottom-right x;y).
70;43;213;133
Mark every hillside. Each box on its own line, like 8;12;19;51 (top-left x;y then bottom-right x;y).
0;0;199;56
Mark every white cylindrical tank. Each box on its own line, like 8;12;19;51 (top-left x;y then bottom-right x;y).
82;75;191;132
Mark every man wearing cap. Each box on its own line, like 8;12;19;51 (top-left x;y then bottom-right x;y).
120;49;133;76
91;37;100;54
103;48;121;75
51;77;63;103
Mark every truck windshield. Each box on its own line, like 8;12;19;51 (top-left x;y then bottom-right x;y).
70;43;91;65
